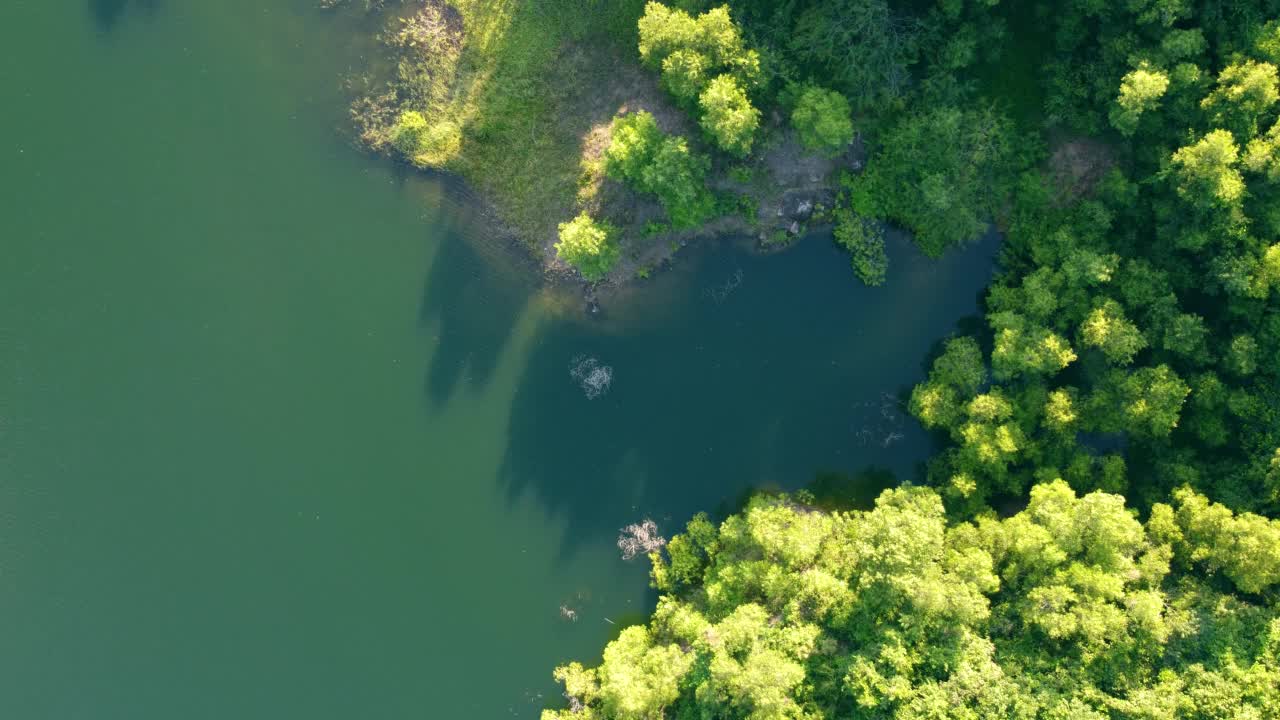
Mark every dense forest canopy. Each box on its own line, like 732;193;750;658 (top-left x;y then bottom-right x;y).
546;483;1280;719
536;0;1280;717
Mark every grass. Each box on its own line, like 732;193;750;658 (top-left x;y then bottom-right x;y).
398;0;647;248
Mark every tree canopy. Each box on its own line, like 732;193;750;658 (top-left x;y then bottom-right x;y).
546;482;1280;719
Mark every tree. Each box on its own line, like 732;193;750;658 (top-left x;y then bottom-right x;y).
603;111;663;186
858;106;1030;256
659;49;708;105
697;75;759;156
555;213;619;281
603;112;716;228
1150;487;1280;594
931;336;988;395
1171;129;1245;208
1078;299;1147;365
639;136;716;227
638;2;761;128
989;312;1077;380
791;85;855;156
1201;60;1280;138
788;0;920;110
1110;63;1170;136
1090;365;1190;438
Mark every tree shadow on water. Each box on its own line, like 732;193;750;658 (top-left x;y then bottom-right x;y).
89;0;158;32
416;181;534;407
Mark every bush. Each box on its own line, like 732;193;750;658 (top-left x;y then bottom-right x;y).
390;111;429;156
698;75;759;156
555;213;619;281
833;204;888;286
603;112;663;184
604;112;716;229
791;85;854;156
390;111;461;168
640;136;716;227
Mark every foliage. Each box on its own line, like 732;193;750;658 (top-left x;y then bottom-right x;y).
603;112;717;228
555;213;619;281
390;111;462;168
787;0;921;111
697;74;759;156
831;175;887;286
637;3;761;155
856;106;1033;257
790;86;854;157
546;482;1280;719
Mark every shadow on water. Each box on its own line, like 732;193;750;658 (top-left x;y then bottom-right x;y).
89;0;158;31
416;176;536;407
495;230;1002;558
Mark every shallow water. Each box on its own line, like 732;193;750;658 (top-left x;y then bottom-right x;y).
0;2;997;716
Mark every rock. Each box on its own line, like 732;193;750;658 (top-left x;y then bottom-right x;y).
788;220;801;236
795;199;813;219
808;174;819;183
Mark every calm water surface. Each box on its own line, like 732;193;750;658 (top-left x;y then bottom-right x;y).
0;1;997;716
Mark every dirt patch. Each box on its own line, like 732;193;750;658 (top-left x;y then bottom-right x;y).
1048;137;1114;204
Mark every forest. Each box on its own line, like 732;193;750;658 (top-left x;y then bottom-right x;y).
340;0;1280;716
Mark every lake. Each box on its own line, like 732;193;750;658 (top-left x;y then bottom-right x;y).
0;1;998;716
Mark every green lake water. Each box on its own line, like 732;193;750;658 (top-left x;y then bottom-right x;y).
0;2;998;716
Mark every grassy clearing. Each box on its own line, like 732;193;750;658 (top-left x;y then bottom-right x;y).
368;0;648;250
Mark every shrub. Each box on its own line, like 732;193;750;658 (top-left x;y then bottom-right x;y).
603;112;663;184
833;205;888;286
555;213;619;281
604;112;716;229
391;111;461;168
641;136;716;227
391;111;429;156
791;85;854;156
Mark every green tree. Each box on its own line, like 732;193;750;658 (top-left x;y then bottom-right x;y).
1150;487;1280;594
659;49;708;105
990;312;1078;380
788;0;920;110
603;112;716;229
640;136;716;227
603;111;663;186
697;75;759;156
1201;60;1280;138
1090;365;1191;438
858;106;1029;256
1110;63;1170;136
1171;129;1245;208
1079;299;1148;365
555;213;619;281
791;85;855;156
